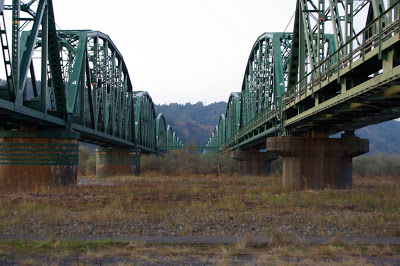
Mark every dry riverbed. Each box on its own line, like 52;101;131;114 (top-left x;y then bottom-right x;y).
0;174;399;264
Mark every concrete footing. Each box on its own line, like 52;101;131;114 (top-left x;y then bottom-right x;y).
231;150;278;176
266;130;369;189
0;131;79;189
96;147;140;177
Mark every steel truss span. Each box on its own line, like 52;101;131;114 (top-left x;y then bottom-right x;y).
0;0;183;152
207;0;400;152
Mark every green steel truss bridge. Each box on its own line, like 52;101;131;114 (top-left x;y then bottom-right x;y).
0;0;399;189
0;0;185;186
204;0;400;188
0;0;183;154
207;0;400;152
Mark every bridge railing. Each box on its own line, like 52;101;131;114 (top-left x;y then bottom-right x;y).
282;1;400;110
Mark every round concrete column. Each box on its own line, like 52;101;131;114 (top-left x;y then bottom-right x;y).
231;150;278;176
282;157;302;188
96;147;140;177
0;131;79;189
266;136;302;188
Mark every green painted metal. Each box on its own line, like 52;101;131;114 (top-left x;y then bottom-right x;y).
207;32;292;152
0;0;183;154
282;0;399;132
133;91;156;150
11;0;19;102
225;92;241;142
172;132;177;147
208;0;400;153
155;114;181;152
2;0;398;157
166;125;173;147
131;92;182;152
162;146;219;151
240;33;292;129
47;0;67;114
218;114;226;146
156;113;167;152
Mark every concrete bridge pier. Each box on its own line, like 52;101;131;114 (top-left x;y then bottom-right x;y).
0;130;80;189
96;147;140;177
266;129;369;189
231;150;278;176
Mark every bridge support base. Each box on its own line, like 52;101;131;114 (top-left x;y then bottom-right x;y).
266;130;369;189
0;130;79;189
96;147;140;177
231;150;278;176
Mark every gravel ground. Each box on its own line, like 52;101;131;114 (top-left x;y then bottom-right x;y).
0;251;399;265
0;177;398;238
0;176;399;265
1;204;397;238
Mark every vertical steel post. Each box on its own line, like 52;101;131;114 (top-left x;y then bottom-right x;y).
41;5;48;113
345;0;354;55
317;0;325;84
12;0;20;102
299;2;305;89
80;50;86;125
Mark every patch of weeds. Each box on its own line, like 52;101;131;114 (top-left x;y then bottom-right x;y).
381;245;394;256
367;244;379;257
323;237;347;246
293;237;309;248
216;246;231;266
268;229;288;247
315;245;338;257
218;185;227;195
21;257;36;266
235;234;257;250
191;186;202;194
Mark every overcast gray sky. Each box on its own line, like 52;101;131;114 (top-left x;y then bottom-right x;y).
53;0;296;105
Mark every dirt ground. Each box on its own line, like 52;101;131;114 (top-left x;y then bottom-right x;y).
0;174;399;265
0;239;399;265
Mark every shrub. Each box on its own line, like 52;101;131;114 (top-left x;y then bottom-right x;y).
353;153;400;177
141;150;237;176
78;146;96;176
271;156;283;175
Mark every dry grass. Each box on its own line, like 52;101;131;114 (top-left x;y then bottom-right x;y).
0;174;399;238
0;239;398;265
